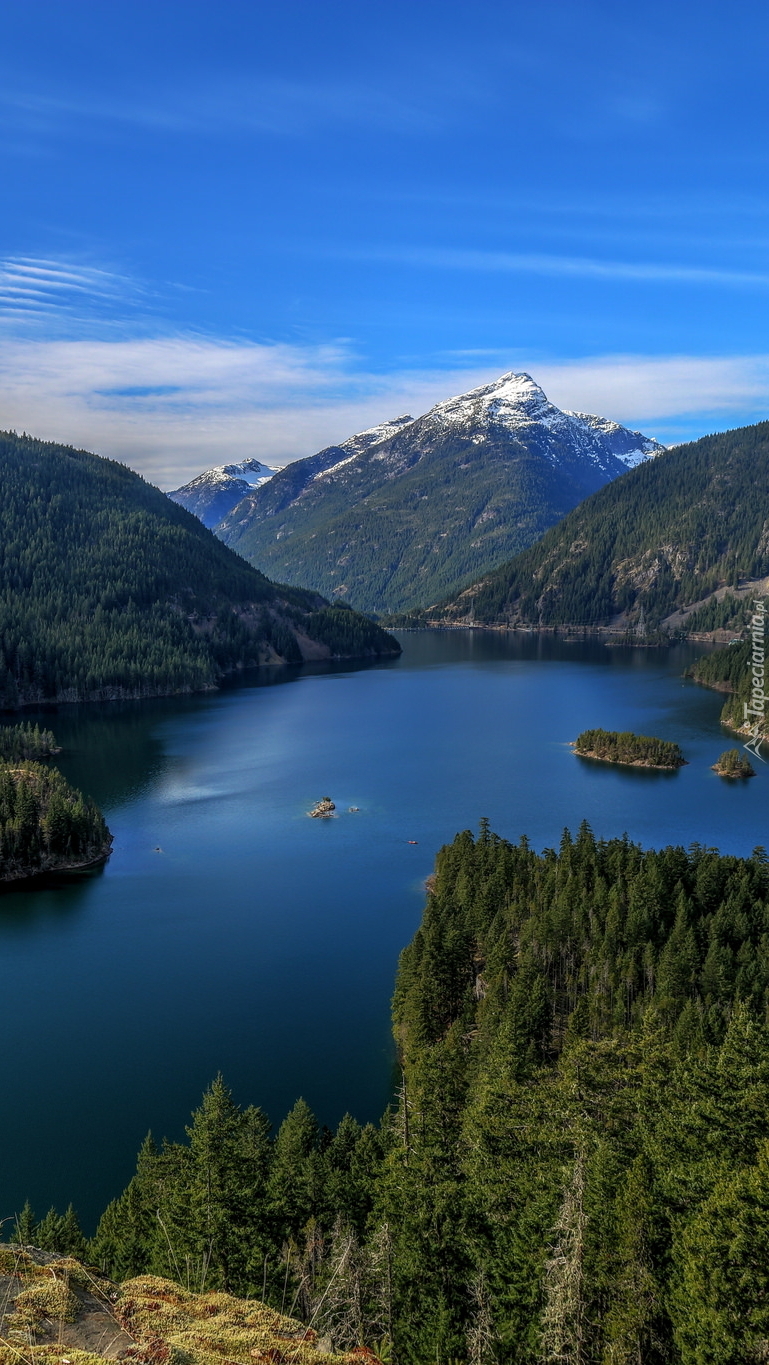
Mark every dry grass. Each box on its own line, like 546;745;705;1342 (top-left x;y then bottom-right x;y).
0;1252;48;1282
7;1283;79;1331
0;1346;111;1365
116;1277;359;1365
0;1258;377;1365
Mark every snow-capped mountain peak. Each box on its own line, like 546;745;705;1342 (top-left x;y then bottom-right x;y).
424;371;552;429
202;458;278;488
168;458;280;528
416;370;664;474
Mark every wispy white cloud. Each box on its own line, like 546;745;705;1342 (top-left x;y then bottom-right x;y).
1;333;769;487
534;354;769;432
0;254;765;483
0;73;447;141
335;244;769;289
0;256;148;327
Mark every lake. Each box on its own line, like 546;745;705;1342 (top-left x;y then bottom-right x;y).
1;629;766;1230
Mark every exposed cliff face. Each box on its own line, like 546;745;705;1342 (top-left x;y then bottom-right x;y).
213;373;663;615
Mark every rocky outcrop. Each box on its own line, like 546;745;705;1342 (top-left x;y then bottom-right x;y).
0;1249;378;1365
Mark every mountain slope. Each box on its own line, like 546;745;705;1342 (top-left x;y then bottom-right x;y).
168;457;279;528
216;373;663;615
0;431;399;710
419;420;769;631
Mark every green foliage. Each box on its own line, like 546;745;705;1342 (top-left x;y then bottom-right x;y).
384;825;769;1361
680;592;751;635
88;1081;383;1324
302;607;400;657
425;421;769;629
0;761;111;880
0;722;59;760
11;1202;87;1258
688;639;752;692
713;748;755;777
0;430;398;709
78;824;769;1362
689;635;768;742
574;728;685;767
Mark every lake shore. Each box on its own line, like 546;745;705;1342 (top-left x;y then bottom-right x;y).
572;744;687;771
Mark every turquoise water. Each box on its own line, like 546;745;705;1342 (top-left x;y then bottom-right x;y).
1;630;766;1229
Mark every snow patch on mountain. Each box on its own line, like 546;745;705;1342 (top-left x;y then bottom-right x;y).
420;371;664;472
193;458;279;489
168;458;281;528
336;414;414;456
565;411;664;468
174;373;663;540
312;417;415;483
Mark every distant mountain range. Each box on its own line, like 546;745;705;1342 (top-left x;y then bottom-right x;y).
171;373;664;616
168;457;279;528
414;420;769;635
0;432;399;710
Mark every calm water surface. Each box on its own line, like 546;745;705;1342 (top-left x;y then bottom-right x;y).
2;630;767;1227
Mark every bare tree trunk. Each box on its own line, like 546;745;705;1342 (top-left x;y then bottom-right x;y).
539;1154;586;1365
467;1269;497;1365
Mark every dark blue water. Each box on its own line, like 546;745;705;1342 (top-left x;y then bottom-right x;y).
1;631;766;1229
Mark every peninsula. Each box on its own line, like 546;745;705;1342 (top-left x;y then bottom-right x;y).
0;726;112;882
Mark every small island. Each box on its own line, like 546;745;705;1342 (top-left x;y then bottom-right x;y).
0;725;112;882
308;796;336;818
574;728;686;770
712;748;756;778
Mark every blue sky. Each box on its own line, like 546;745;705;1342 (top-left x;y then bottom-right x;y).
1;0;768;485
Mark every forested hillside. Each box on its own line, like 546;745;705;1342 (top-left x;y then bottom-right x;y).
0;431;398;709
27;823;769;1363
689;637;767;740
413;421;769;630
0;723;59;761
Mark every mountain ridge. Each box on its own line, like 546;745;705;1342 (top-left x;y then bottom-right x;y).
409;419;769;634
168;457;280;528
212;372;664;615
0;430;399;711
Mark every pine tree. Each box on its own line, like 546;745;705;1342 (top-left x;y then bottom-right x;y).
57;1204;87;1259
268;1098;322;1235
35;1207;63;1251
12;1200;36;1246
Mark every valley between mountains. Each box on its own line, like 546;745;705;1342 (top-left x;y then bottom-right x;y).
2;376;769;1365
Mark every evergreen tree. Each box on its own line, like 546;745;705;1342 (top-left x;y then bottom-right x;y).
12;1200;36;1246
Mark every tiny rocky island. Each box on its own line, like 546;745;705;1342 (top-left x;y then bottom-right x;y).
308;796;336;818
0;725;112;882
712;747;756;778
574;728;686;770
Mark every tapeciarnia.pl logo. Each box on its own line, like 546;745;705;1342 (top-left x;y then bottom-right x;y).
744;598;767;762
